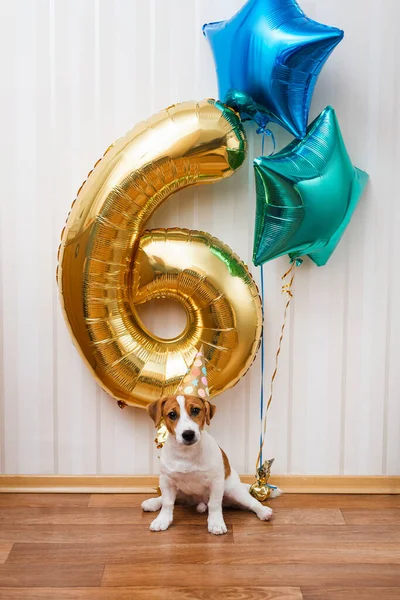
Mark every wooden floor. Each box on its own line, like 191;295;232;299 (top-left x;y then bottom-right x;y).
0;493;399;599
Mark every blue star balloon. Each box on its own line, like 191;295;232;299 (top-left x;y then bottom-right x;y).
252;106;369;267
203;0;344;138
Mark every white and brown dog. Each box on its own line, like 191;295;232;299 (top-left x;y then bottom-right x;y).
142;393;273;535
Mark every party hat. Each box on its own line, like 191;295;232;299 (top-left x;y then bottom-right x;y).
177;346;210;400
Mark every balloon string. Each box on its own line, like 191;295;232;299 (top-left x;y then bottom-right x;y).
256;259;300;472
256;121;276;156
259;264;265;466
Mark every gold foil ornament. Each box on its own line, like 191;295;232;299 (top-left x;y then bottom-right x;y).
249;458;276;502
155;421;169;450
58;100;262;408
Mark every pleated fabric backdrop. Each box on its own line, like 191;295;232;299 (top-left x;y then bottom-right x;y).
0;0;399;476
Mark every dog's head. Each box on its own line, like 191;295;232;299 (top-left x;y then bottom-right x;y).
147;395;216;446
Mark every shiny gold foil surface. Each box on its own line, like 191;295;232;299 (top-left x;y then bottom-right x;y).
58;99;262;408
249;458;275;502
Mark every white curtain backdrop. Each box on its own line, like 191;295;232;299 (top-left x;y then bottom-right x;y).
0;0;399;476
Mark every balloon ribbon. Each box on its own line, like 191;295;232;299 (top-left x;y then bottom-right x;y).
250;259;301;501
256;119;276;156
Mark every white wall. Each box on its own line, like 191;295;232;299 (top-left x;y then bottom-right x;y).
0;0;399;477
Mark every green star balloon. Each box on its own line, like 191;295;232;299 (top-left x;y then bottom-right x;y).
253;106;369;267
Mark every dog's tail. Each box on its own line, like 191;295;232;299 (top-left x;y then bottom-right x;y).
269;486;282;499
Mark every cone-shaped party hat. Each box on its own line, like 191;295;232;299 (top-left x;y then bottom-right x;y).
177;346;210;401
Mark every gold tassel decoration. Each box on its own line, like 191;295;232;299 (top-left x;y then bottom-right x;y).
155;421;169;450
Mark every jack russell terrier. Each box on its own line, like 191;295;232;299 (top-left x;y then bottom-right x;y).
142;348;274;535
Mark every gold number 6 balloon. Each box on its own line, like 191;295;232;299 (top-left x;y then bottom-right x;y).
57;99;262;408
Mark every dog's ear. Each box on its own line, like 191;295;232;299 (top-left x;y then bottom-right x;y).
147;399;165;427
205;401;216;426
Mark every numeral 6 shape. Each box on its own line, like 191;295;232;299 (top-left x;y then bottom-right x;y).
58;100;262;408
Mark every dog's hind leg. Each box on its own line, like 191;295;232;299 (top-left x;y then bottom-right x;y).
225;481;273;521
141;496;163;512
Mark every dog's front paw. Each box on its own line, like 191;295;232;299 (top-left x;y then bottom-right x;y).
257;505;273;521
142;497;162;512
150;514;173;532
208;518;228;535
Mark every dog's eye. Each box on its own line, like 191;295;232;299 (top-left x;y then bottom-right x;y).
191;407;200;416
168;411;177;420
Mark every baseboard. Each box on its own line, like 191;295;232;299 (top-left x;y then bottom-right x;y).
0;475;399;494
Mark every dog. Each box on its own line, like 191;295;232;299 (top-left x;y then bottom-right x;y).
141;394;273;535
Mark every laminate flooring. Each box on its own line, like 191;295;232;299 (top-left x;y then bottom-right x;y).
0;493;399;599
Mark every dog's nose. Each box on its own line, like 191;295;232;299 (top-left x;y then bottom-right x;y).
182;430;195;443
